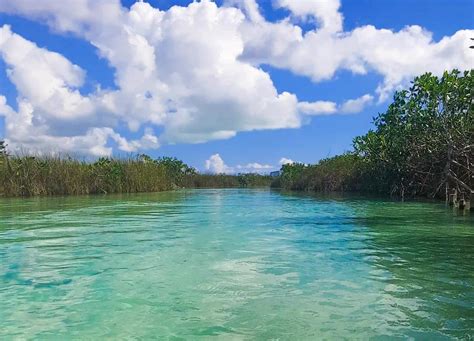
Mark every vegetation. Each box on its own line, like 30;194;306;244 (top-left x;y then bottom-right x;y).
0;150;271;197
0;154;170;196
183;173;272;188
274;70;473;200
272;154;365;192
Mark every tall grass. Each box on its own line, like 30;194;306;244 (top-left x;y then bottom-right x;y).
0;155;173;196
0;152;272;197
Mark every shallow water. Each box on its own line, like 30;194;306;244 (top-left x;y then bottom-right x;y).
0;189;473;339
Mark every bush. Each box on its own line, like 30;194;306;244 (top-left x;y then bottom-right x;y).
273;70;473;200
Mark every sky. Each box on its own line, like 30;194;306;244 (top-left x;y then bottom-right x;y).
0;0;473;173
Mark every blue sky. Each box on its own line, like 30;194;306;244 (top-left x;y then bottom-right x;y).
0;0;472;172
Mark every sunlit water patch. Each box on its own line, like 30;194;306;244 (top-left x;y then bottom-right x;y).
0;189;473;339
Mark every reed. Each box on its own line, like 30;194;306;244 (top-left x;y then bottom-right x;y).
0;152;272;197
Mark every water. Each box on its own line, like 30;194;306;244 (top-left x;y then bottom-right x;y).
0;189;473;339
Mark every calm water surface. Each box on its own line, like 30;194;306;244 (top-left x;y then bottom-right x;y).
0;189;473;339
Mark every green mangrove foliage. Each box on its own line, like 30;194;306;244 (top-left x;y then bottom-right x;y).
355;69;473;198
274;70;473;199
183;173;272;188
272;154;365;192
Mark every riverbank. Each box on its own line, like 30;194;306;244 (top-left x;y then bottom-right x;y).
0;154;272;197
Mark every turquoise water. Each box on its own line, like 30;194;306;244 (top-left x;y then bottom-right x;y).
0;189;473;339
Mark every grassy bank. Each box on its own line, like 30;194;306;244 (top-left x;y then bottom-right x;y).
0;152;272;197
273;70;473;201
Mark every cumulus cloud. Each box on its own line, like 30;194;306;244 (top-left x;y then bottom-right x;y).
340;94;374;114
224;0;264;23
0;95;14;117
0;0;472;155
298;94;373;115
0;25;91;120
298;100;337;115
239;0;473;99
0;0;123;34
205;154;234;174
0;1;304;154
275;0;343;33
205;154;274;174
279;157;295;165
0;25;158;155
236;162;273;173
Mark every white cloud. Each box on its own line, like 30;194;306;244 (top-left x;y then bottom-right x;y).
0;95;14;117
298;94;373;115
0;25;92;120
0;0;125;42
0;1;305;154
0;0;472;155
279;157;295;165
205;154;275;174
205;154;234;174
0;25;158;156
238;1;473;99
237;162;273;169
298;100;337;115
275;0;343;33
340;94;374;114
224;0;264;23
236;162;273;173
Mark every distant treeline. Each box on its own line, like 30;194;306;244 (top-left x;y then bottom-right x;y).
272;70;473;200
0;151;272;197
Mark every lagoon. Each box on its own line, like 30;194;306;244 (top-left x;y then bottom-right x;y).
0;189;473;339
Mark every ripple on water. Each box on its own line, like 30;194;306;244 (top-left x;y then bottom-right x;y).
0;189;473;339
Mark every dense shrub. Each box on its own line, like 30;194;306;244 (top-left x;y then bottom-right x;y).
354;69;473;199
273;70;473;200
